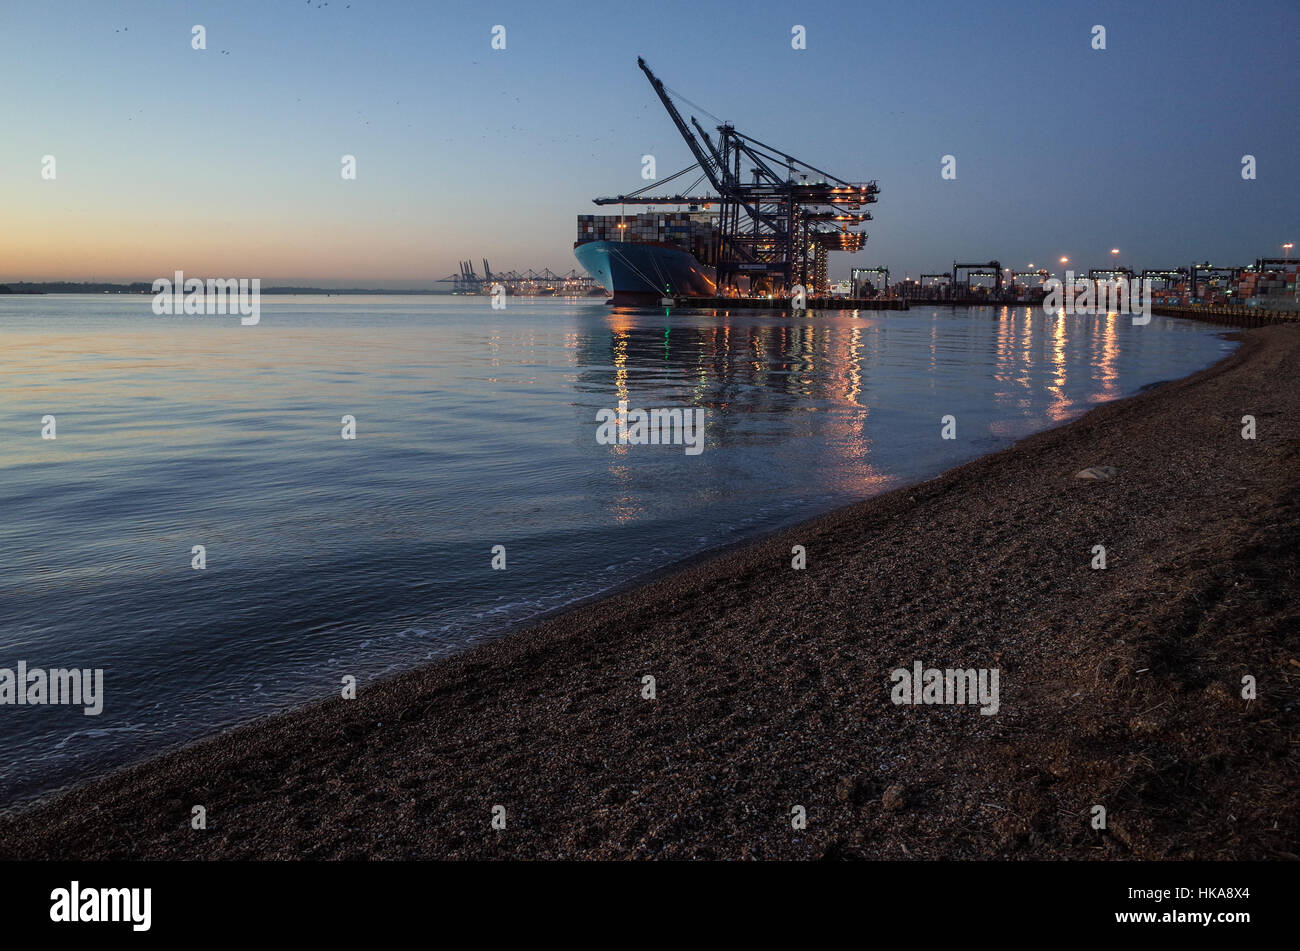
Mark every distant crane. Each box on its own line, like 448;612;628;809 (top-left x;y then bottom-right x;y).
851;267;890;297
952;261;1003;294
435;263;604;296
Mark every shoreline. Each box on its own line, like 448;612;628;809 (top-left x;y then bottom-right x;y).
2;324;1297;859
0;336;1212;814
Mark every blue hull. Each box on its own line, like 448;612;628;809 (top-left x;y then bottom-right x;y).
574;240;717;303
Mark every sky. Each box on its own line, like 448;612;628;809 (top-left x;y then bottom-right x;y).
1;0;1297;287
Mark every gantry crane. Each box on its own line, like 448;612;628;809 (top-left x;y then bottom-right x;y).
851;267;890;297
952;261;1003;294
592;58;879;295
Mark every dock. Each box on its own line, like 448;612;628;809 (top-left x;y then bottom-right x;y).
662;297;908;310
1150;304;1300;327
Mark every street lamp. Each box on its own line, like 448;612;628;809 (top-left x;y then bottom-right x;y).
1059;256;1069;281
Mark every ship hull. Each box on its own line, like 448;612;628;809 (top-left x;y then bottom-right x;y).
574;240;717;304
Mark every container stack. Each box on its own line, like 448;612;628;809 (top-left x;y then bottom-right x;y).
1230;265;1300;309
575;212;718;261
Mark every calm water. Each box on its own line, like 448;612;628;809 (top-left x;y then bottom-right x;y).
0;295;1234;805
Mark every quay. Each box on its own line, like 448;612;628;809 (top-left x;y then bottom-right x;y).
662;296;908;310
1150;303;1300;327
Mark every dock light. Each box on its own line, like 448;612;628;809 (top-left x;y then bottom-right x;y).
1285;242;1294;262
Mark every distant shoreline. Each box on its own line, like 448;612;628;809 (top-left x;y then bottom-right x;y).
0;283;458;296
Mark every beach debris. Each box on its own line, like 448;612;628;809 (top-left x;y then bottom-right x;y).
1128;713;1164;735
882;784;906;811
835;776;873;804
1203;681;1235;706
1075;465;1118;480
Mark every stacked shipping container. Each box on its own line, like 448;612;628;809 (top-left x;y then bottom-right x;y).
576;212;719;267
1237;266;1299;308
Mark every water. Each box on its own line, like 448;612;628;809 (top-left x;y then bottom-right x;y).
0;295;1235;806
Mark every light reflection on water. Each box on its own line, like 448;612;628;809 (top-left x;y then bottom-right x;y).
0;295;1234;805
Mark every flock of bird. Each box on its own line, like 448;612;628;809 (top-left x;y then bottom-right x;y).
110;17;666;161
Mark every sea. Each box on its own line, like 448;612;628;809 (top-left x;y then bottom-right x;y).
0;294;1236;806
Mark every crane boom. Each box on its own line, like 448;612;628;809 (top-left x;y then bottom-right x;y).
637;58;726;194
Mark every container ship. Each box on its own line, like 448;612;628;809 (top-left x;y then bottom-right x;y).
574;210;718;304
575;58;878;306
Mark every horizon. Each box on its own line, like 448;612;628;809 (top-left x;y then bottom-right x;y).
2;0;1297;287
